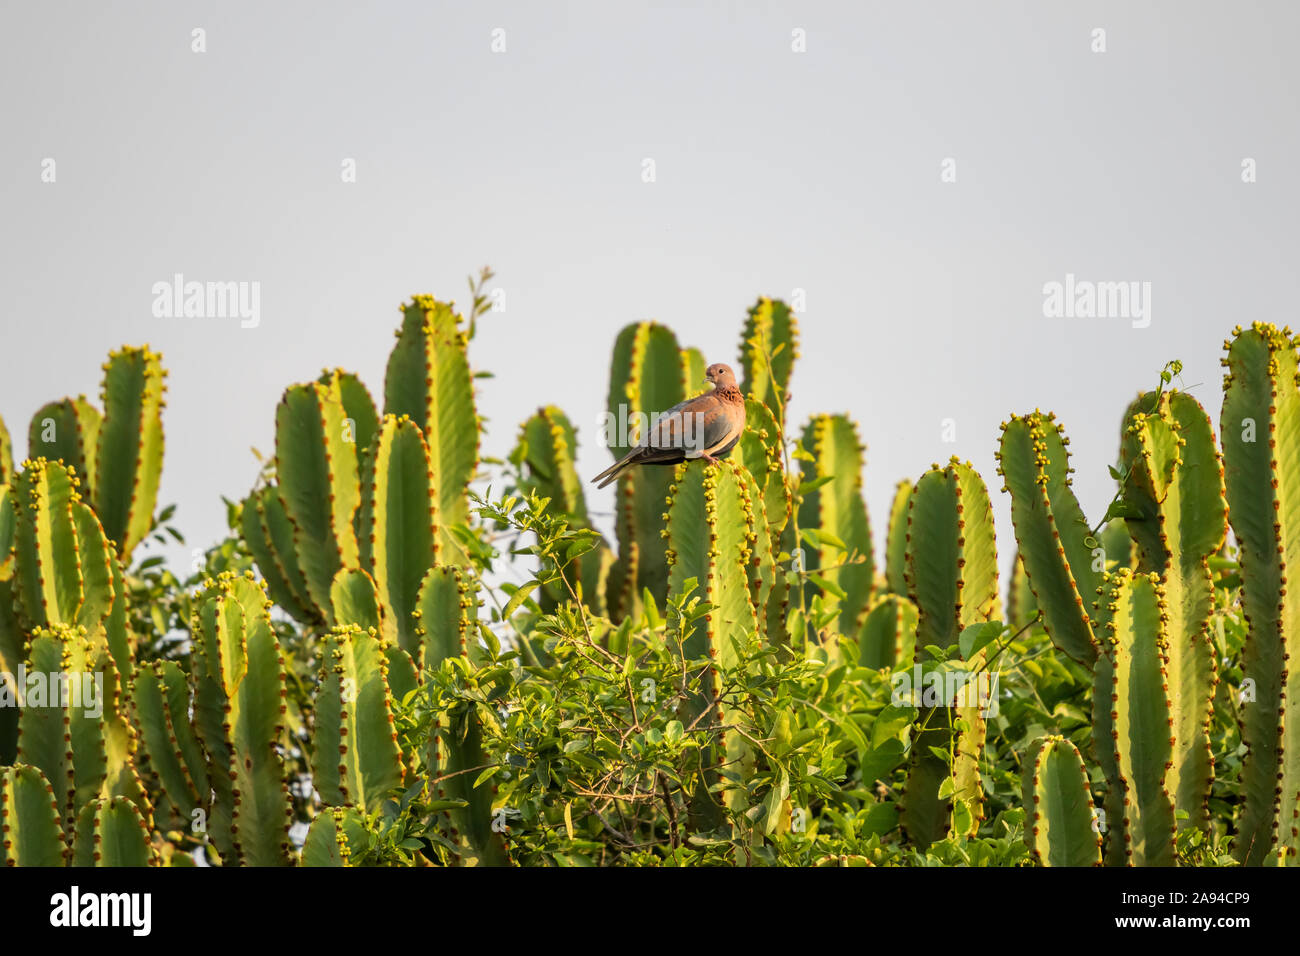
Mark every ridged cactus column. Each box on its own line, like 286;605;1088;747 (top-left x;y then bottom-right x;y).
1220;322;1300;865
901;458;999;846
0;764;67;865
27;397;100;499
1118;390;1225;833
0;415;12;485
313;624;405;813
1022;735;1103;867
415;565;510;865
357;415;439;653
603;321;691;618
384;296;479;559
1092;569;1177;866
93;346;166;561
666;459;760;827
796;414;874;634
11;458;116;632
514;405;614;614
189;573;294;866
738;297;799;434
996;411;1101;664
274;379;361;621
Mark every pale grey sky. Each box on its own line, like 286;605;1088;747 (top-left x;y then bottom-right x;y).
2;2;1296;584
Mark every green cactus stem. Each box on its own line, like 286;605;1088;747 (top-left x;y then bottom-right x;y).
383;296;479;558
1092;568;1177;867
274;380;361;620
665;459;760;827
1118;389;1225;833
738;297;799;433
996;411;1100;664
93;346;166;560
900;458;999;847
415;565;510;865
1022;735;1103;866
796;414;875;634
0;764;66;866
27;397;101;500
514;405;613;614
1219;322;1300;865
604;321;692;618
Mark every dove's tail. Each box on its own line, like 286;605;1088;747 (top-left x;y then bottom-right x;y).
590;448;640;489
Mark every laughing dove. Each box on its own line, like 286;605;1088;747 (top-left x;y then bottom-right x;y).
591;362;746;489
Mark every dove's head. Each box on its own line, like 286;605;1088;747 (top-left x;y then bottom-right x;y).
705;363;737;390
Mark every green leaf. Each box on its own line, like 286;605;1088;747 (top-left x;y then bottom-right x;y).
501;580;540;620
959;621;1003;661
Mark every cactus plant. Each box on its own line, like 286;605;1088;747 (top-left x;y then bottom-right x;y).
93;346;166;561
10;459;116;633
1220;322;1300;865
665;459;762;825
738;297;799;433
513;405;614;614
312;625;404;813
188;573;294;866
1118;389;1225;833
900;458;999;846
384;296;479;559
857;592;918;670
0;764;66;866
274;380;362;621
1092;568;1177;866
884;480;912;595
301;806;368;866
0;415;12;486
415;565;509;865
603;321;693;618
1022;735;1103;867
27;397;100;500
796;414;874;634
357;415;438;651
996;411;1101;664
72;796;153;867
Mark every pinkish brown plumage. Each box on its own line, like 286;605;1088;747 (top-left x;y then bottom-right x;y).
591;363;746;489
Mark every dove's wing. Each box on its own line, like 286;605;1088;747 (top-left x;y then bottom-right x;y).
640;391;745;458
